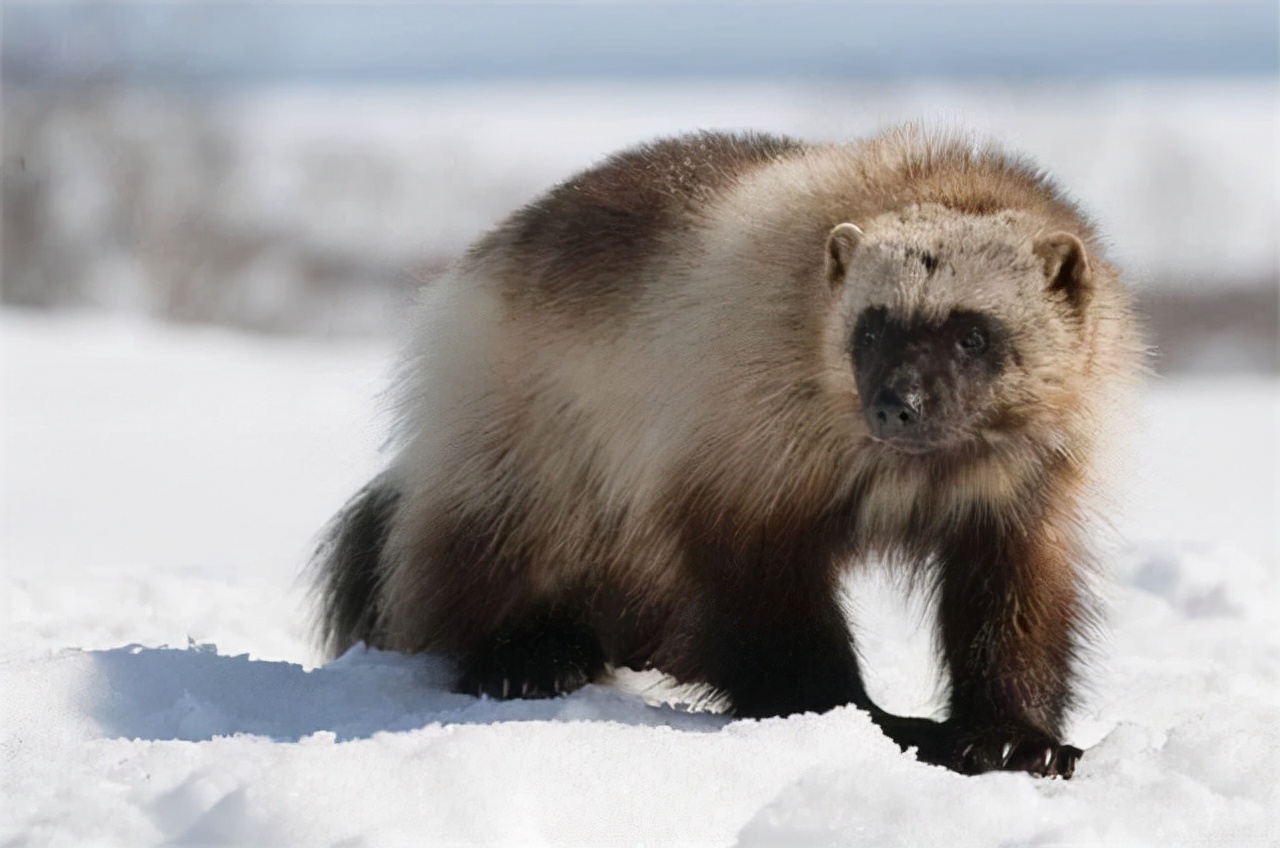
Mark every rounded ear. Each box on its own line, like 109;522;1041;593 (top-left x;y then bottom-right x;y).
1033;232;1093;312
825;223;864;289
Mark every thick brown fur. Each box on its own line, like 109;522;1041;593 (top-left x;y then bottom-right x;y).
312;127;1144;777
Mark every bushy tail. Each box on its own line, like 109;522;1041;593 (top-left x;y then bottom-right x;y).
311;476;401;659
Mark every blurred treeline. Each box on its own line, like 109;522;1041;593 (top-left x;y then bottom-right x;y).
3;86;418;335
2;2;1277;373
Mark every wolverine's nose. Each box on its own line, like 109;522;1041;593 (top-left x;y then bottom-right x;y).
867;383;923;437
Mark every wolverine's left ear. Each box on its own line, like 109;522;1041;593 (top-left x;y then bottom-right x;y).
825;223;864;289
1034;232;1093;312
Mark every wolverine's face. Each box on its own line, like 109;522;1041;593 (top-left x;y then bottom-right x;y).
850;307;1011;453
824;207;1095;455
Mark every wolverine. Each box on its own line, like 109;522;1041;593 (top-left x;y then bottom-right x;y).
312;127;1142;778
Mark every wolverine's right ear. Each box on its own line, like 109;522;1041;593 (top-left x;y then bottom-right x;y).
1034;231;1093;312
826;223;864;289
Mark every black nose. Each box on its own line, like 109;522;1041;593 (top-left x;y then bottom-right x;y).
867;385;922;437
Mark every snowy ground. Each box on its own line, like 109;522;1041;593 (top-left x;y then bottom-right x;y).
2;310;1278;846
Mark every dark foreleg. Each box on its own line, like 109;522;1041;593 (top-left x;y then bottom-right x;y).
927;510;1088;778
664;535;874;719
704;591;872;719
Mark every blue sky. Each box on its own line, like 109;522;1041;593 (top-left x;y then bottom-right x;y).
4;2;1278;86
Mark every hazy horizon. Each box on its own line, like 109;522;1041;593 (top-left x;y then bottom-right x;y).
5;2;1278;88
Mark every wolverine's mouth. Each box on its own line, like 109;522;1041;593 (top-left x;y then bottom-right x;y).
870;437;940;456
869;430;976;456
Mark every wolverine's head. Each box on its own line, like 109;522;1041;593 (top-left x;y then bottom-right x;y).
825;205;1096;455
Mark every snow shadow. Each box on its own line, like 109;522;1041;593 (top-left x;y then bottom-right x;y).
83;644;724;743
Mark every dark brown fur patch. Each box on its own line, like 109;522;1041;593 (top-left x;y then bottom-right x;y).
475;131;805;310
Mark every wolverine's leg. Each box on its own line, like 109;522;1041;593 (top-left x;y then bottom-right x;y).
417;508;608;700
929;509;1086;777
663;536;874;718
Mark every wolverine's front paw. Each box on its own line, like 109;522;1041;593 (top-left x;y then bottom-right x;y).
929;726;1082;778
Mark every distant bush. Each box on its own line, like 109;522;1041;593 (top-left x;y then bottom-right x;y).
2;85;422;336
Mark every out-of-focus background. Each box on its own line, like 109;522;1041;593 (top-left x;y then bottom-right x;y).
4;7;1280;844
3;1;1277;374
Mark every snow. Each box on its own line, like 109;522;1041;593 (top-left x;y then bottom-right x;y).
2;310;1278;846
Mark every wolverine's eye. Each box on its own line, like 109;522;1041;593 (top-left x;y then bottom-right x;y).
958;328;987;354
853;308;887;350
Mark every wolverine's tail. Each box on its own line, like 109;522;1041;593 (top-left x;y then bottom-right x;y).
311;476;401;659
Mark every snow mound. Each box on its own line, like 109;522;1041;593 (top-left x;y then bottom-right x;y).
6;643;720;745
